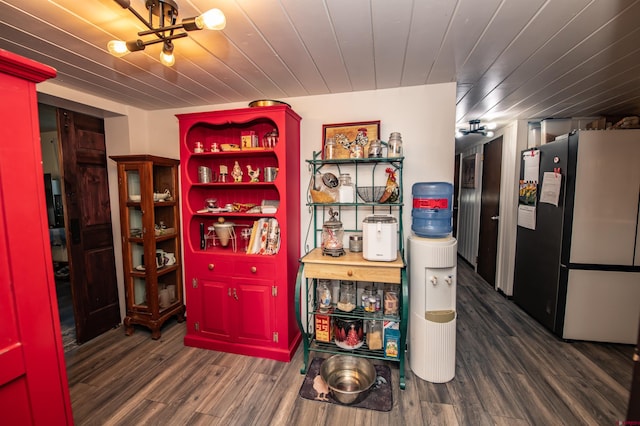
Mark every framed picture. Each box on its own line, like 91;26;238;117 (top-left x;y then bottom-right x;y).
461;154;477;188
322;120;380;159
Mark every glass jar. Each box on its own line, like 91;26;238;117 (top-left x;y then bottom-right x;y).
317;279;332;312
321;208;345;256
367;139;383;158
338;281;356;312
350;144;364;158
384;284;399;315
263;128;278;148
387;132;403;157
363;287;377;312
349;233;363;252
324;137;337;159
338;173;355;203
366;319;383;350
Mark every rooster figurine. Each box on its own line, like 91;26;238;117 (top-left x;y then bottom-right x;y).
379;167;399;203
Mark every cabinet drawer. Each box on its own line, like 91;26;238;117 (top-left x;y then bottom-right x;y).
233;258;275;278
304;263;401;284
194;257;234;276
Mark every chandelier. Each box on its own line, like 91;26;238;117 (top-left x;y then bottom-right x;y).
107;0;226;66
455;120;496;138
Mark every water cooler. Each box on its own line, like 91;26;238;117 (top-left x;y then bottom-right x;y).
408;182;457;383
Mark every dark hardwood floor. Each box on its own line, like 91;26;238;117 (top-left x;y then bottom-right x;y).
64;258;634;425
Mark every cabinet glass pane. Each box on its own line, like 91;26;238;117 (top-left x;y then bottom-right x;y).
128;207;143;237
153;165;174;196
131;242;144;270
127;170;141;199
134;277;147;306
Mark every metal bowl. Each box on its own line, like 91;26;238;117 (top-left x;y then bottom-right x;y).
356;186;386;203
248;99;291;108
320;355;376;405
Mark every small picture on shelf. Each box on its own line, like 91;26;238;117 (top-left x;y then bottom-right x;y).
322;121;380;159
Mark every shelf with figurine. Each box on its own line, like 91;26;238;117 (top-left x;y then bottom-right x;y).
295;130;408;389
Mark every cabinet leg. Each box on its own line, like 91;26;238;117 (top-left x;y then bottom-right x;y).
123;317;134;336
150;327;161;340
176;306;185;323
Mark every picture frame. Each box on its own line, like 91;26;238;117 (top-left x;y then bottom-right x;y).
461;154;477;189
322;120;380;159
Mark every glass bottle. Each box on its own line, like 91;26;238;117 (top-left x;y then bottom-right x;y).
317;279;332;312
324;137;337;160
338;173;355;203
387;132;403;157
338;281;356;312
366;319;383;350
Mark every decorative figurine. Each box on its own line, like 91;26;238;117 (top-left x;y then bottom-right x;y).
379;167;399;203
246;164;260;182
231;160;243;182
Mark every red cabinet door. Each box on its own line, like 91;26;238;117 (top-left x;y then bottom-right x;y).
199;278;233;341
234;278;276;347
0;50;72;425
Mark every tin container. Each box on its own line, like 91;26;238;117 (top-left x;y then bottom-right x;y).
198;166;212;183
349;233;363;252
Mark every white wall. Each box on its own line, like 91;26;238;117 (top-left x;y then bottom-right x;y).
36;81;457;322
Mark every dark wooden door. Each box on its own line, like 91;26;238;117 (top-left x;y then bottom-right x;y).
58;109;120;343
477;136;503;287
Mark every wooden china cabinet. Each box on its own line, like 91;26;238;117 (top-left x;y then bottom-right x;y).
110;155;184;339
177;105;301;362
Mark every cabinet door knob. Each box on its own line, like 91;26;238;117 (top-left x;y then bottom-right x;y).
347;270;353;276
208;264;214;270
250;266;257;273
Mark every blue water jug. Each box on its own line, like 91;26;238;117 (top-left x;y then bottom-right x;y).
411;182;453;238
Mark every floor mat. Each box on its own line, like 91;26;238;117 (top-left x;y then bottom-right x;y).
298;357;393;412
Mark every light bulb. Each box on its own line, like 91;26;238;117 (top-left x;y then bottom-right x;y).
160;50;175;66
455;130;463;138
107;40;130;57
197;8;226;30
486;130;495;138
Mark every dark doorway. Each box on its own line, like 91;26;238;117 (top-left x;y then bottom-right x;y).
52;108;120;344
477;136;503;287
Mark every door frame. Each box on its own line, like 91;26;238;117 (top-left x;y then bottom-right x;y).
477;136;503;288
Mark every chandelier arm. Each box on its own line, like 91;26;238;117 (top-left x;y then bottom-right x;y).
138;23;186;37
138;32;187;47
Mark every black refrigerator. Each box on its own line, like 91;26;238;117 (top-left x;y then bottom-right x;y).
513;129;640;344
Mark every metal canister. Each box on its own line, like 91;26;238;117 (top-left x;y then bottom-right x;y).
349;233;363;252
198;166;212;183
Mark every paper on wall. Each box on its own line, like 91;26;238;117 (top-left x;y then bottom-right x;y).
523;150;540;182
517;205;536;230
539;171;562;206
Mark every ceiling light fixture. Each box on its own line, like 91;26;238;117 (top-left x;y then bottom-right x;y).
455;119;496;138
107;0;226;66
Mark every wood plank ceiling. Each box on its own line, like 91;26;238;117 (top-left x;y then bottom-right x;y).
1;0;639;131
